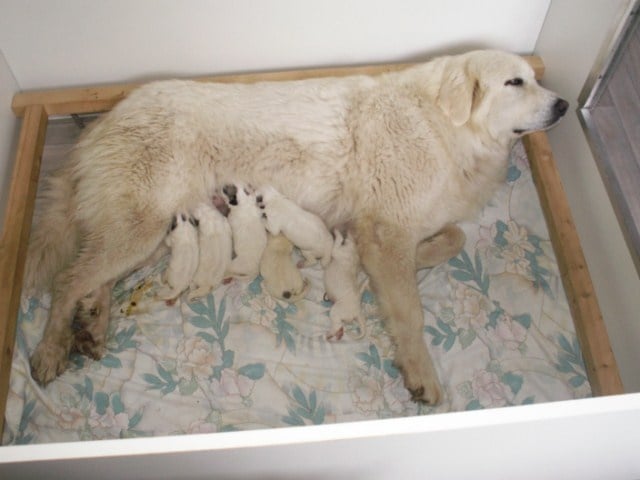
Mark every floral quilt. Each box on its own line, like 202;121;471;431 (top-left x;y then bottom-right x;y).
2;141;590;445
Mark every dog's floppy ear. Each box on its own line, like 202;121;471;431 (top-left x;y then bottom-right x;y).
437;60;477;126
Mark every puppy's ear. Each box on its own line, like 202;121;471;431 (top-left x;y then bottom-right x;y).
437;60;477;126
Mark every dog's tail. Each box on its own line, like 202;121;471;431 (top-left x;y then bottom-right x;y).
23;166;79;292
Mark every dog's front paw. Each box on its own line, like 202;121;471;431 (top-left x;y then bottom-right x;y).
396;358;442;405
30;341;70;385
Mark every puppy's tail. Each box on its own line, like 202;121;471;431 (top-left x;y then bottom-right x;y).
23;166;79;292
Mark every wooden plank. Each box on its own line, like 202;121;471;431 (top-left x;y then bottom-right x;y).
0;105;48;434
522;131;624;396
11;56;544;117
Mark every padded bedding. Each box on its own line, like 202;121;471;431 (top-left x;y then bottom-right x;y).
2;141;590;445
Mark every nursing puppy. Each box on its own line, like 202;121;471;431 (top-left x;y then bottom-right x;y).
26;50;568;403
156;213;199;301
323;230;366;341
259;233;309;302
187;202;233;302
223;183;268;279
256;185;333;267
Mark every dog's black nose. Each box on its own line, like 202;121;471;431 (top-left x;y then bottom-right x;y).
554;98;569;117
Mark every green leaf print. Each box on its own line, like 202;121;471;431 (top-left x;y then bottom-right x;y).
238;363;266;380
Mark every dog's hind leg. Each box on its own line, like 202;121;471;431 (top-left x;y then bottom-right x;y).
29;217;167;385
354;217;442;405
415;224;466;270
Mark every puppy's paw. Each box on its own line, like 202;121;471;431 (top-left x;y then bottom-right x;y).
30;341;70;385
297;257;318;269
156;286;178;302
326;326;344;342
187;286;211;303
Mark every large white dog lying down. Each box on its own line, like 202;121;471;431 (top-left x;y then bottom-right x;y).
26;50;568;404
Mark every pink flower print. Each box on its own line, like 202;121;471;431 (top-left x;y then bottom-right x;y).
248;295;278;327
210;368;254;403
472;370;510;408
452;283;492;329
57;407;86;430
349;372;385;414
88;408;129;437
502;221;536;280
177;336;222;379
495;314;527;350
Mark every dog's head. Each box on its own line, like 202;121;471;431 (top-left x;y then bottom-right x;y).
436;50;568;142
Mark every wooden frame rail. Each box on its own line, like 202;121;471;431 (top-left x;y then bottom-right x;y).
0;56;623;434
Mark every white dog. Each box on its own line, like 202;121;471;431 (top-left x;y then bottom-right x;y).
187;202;233;302
260;233;309;302
256;185;333;267
156;213;200;301
323;230;366;341
26;50;568;403
223;183;268;279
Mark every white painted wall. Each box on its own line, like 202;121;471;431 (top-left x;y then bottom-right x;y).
0;50;19;234
0;0;549;90
535;0;640;392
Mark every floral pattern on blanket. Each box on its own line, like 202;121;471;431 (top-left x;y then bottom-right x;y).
3;142;590;445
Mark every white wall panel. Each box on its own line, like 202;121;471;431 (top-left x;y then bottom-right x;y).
0;50;20;233
0;0;549;90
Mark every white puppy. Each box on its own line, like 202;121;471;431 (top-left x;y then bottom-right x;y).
260;233;309;302
157;213;199;301
188;202;233;302
323;229;366;341
256;185;333;267
223;183;267;279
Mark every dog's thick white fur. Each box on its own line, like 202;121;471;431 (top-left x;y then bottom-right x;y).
156;213;199;301
25;50;567;402
324;230;366;341
187;202;233;302
256;185;333;267
259;233;309;302
223;183;268;279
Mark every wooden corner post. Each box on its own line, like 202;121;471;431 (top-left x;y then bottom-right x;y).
0;105;48;434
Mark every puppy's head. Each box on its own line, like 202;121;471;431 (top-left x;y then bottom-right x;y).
222;184;238;206
235;183;255;205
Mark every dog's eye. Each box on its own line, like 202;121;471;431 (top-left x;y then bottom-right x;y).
505;77;524;87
